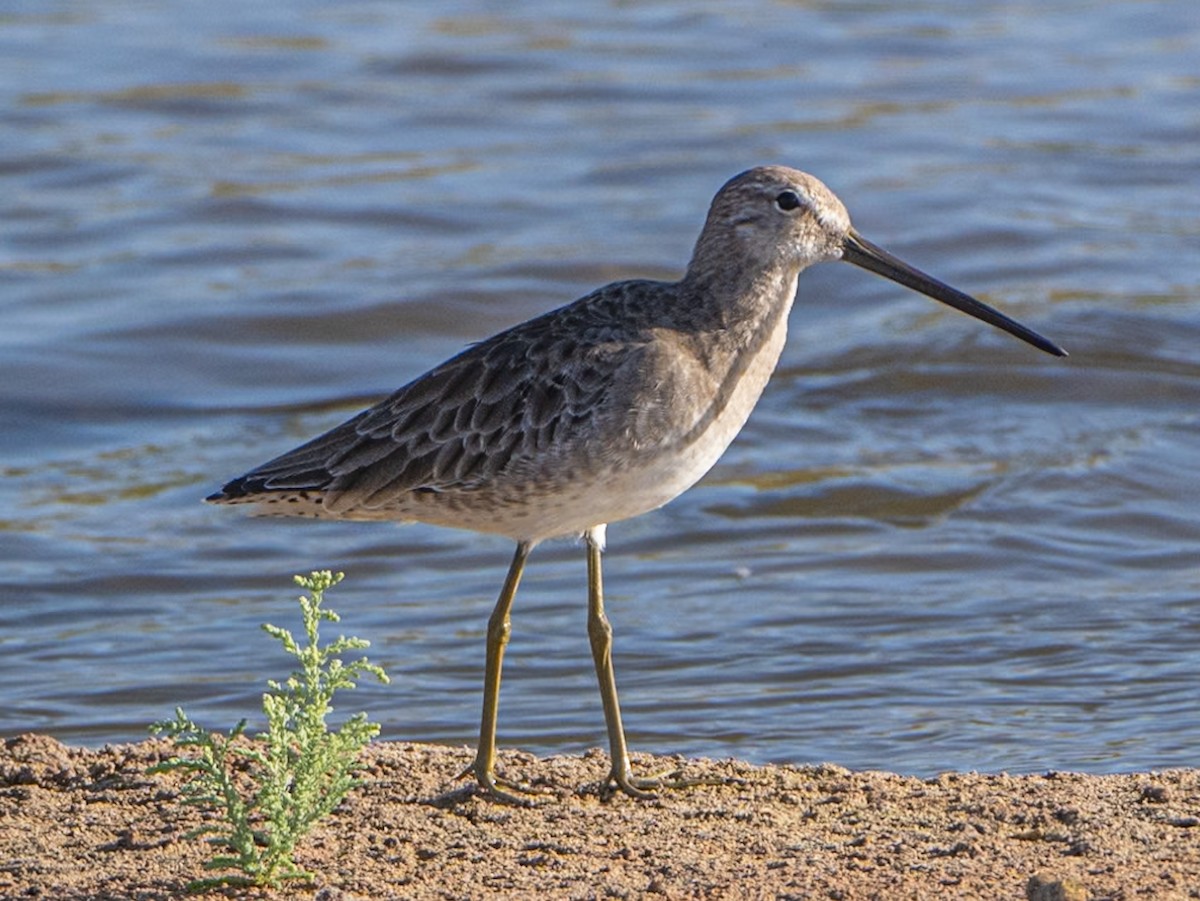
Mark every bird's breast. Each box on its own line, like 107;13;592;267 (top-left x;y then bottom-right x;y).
552;290;795;532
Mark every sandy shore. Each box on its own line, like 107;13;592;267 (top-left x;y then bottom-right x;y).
1;733;1196;899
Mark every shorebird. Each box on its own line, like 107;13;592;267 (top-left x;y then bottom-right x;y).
208;166;1066;803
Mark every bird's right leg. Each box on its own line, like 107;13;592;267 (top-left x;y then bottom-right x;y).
466;540;535;805
585;525;717;800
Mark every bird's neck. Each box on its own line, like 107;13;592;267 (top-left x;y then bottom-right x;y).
678;253;800;334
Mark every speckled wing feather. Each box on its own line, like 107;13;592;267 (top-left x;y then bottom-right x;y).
209;281;662;516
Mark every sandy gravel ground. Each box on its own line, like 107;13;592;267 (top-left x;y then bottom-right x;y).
1;734;1196;900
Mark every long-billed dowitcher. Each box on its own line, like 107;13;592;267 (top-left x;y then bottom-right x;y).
208;166;1066;802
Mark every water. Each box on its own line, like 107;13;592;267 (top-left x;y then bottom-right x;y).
2;1;1197;777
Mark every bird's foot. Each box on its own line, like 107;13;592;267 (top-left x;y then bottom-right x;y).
458;759;542;807
600;763;724;801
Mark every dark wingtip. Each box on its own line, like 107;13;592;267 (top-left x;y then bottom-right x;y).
205;466;333;504
206;478;252;503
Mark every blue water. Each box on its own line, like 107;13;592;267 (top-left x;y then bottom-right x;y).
2;0;1197;777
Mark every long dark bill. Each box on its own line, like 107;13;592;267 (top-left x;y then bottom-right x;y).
842;229;1067;357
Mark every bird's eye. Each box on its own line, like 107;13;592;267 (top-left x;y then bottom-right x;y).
774;190;803;212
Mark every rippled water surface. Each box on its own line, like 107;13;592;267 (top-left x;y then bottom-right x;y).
2;1;1197;776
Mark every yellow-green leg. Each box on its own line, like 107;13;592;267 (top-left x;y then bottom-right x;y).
585;526;716;800
467;540;534;805
584;525;661;800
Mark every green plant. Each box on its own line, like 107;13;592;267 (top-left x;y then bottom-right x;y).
150;571;389;890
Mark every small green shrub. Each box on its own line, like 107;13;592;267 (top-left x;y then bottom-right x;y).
151;571;389;890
